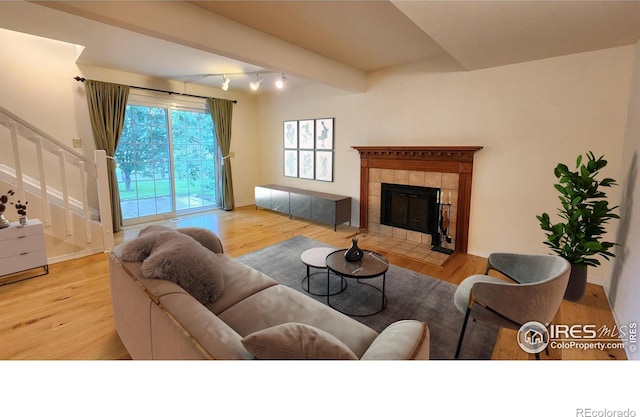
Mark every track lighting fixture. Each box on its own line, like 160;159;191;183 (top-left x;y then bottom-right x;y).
250;74;262;91
220;75;230;91
275;73;287;89
193;72;288;91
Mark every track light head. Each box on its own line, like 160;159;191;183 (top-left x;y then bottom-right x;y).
220;75;230;91
275;74;287;89
250;74;262;91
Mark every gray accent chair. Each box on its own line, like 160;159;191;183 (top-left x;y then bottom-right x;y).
453;253;571;359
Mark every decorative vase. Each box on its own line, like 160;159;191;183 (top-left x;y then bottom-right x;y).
18;216;27;227
564;263;587;302
344;238;364;262
0;213;9;229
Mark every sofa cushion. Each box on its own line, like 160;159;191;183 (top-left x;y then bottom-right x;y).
360;320;430;360
219;284;378;358
156;292;253;359
205;255;278;315
176;227;224;254
119;225;225;305
241;322;358;360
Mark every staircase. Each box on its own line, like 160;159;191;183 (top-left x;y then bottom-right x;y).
0;105;113;263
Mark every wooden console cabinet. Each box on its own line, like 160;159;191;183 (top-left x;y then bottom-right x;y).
0;218;48;285
255;185;351;231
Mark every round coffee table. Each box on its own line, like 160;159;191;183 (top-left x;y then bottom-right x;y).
325;249;389;316
300;247;346;296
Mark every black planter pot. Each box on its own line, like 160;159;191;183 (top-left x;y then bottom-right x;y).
564;263;587;302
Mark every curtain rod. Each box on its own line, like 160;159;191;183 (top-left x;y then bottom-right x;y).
73;76;237;103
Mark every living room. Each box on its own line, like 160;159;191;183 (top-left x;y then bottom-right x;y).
1;1;639;414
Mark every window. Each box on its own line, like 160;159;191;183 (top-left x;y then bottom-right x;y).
115;95;218;224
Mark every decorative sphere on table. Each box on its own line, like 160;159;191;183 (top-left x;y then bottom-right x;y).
344;238;364;262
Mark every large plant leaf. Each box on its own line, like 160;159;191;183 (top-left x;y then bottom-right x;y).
582;241;603;251
554;163;569;178
554;184;568;195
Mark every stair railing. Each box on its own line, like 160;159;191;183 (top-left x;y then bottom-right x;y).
0;104;114;251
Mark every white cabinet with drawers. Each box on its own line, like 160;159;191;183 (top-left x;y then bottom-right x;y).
0;218;48;283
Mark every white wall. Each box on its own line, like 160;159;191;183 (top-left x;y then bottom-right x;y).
258;46;635;284
0;28;92;200
0;28;89;146
256;84;367;208
607;39;640;360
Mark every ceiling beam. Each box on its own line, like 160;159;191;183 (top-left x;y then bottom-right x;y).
35;1;366;92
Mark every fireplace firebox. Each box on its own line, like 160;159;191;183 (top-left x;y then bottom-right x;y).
381;183;440;239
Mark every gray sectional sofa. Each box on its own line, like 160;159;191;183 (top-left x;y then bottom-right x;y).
108;227;430;360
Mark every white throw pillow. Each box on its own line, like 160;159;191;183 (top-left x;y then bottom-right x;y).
241;322;358;360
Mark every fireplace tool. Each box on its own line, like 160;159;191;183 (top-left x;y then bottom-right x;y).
433;197;454;255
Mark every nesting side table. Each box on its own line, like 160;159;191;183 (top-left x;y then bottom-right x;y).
300;247;346;296
325;249;389;316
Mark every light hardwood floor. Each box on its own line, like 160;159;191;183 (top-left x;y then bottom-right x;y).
0;205;626;360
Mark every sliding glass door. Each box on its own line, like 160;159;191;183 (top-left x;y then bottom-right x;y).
171;109;217;212
115;99;218;225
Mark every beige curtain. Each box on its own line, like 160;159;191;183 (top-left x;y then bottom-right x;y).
84;80;130;232
207;98;235;211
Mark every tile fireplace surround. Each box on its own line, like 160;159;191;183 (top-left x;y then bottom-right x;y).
352;146;483;255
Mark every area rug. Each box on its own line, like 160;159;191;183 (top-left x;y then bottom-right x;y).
236;236;498;359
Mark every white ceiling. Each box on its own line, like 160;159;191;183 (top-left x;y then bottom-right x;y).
393;0;640;70
1;1;640;94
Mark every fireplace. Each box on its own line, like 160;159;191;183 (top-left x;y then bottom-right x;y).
381;183;440;237
352;146;482;254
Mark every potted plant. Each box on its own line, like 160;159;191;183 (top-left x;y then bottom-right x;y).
537;151;619;301
12;199;28;226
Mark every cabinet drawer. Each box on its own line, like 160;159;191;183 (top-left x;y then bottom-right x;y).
0;235;46;260
290;193;311;219
0;220;43;242
311;197;336;226
271;190;290;214
0;250;47;276
254;187;271;209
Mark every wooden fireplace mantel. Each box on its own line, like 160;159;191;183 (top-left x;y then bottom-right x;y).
352;146;483;253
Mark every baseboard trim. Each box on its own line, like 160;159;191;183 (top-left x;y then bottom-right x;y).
48;248;105;265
